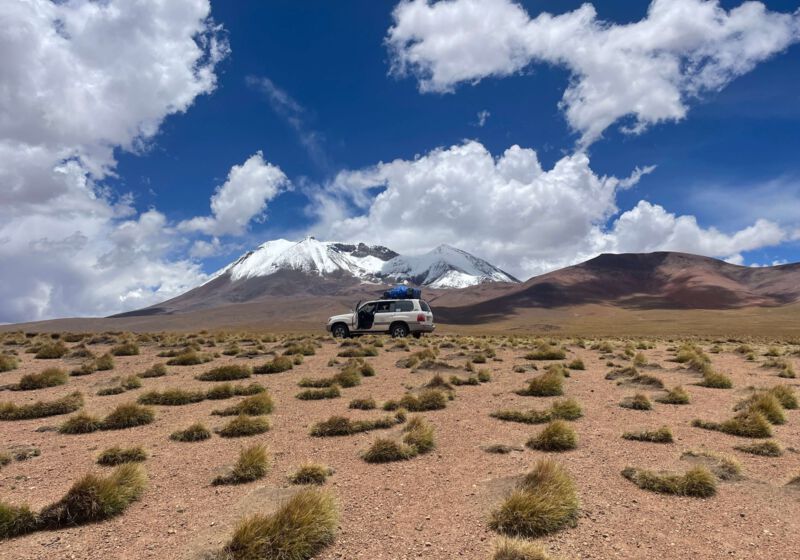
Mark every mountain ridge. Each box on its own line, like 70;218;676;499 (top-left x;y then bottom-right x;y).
210;237;517;288
111;249;800;322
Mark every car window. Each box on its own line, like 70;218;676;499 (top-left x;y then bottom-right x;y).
375;301;392;313
360;303;376;313
419;300;431;312
395;300;413;312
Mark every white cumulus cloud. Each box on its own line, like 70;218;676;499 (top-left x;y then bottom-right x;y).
387;0;800;144
312;140;786;278
0;0;228;323
179;152;290;237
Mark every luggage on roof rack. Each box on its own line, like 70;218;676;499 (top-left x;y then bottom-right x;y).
383;285;421;300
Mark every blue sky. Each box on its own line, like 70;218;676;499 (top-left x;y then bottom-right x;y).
114;0;800;271
2;0;800;321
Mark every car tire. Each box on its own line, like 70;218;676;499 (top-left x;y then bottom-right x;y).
390;322;409;338
331;323;350;338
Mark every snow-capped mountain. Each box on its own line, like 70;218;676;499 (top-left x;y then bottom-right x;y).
381;244;518;288
211;237;518;288
213;238;397;282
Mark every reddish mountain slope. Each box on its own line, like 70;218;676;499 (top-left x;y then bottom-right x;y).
432;252;800;324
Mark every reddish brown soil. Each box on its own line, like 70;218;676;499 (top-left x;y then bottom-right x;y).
1;336;799;560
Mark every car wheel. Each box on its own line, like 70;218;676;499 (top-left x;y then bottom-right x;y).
331;324;349;338
390;323;409;338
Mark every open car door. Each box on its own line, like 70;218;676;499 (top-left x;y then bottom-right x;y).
356;302;376;330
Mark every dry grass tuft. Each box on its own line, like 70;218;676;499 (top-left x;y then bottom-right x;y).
516;371;564;397
220;488;337;560
170;422;211;442
337;345;378;358
138;388;205;406
622;465;716;497
491;409;552;425
492;399;582;426
310;414;399;437
734;440;782;457
213;393;274;416
698;371;733;389
38;463;147;528
15;368;67;391
4;464;145;538
139;363;168;378
95;353;115;371
491;537;553;560
622;426;673;443
0;502;38;539
656;386;690;405
166;350;212;366
619;393;652;410
34;342;68;359
734;393;786;425
386;389;447;412
767;385;798;409
348;397;376;410
450;375;480;386
566;359;585;370
296;386;341;400
0;354;18;372
423;374;453;390
101;403;155;430
253;355;294;374
289;463;333;485
196;364;251;382
402;416;435;454
218;415;270;438
213;444;270;485
331;367;362;388
97;446;147;466
110;342;139;356
489;459;579;538
361;438;418;463
524;345;566;360
619;373;664;388
59;412;103;434
692;410;772;438
549;398;583;420
526;421;577;452
206;383;264;400
0;391;83;421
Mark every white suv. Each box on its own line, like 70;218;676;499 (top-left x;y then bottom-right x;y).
326;299;435;338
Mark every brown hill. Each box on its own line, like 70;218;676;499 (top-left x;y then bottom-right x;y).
112;269;370;317
431;252;800;324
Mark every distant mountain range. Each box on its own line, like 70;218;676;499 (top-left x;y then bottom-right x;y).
106;244;800;324
210;237;518;289
8;247;797;335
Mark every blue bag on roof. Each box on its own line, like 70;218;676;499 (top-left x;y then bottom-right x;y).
383;285;421;300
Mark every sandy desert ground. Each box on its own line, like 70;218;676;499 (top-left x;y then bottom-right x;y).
1;331;799;560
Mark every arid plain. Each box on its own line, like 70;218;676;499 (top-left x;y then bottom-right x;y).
1;331;799;560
